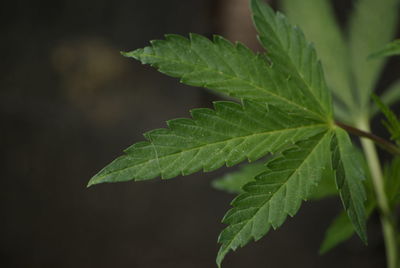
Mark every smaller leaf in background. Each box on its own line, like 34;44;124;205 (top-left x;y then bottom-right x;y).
320;202;375;254
331;128;367;243
251;0;333;118
212;162;267;194
280;0;356;121
307;167;337;201
369;40;400;59
371;80;400;117
320;210;355;254
372;94;400;145
384;157;400;207
348;0;399;111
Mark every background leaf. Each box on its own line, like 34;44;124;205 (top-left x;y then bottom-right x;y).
307;168;337;200
385;157;400;207
372;94;400;145
212;162;267;194
369;39;400;59
348;0;400;112
320;201;374;254
251;0;333;118
280;0;355;121
371;80;400;117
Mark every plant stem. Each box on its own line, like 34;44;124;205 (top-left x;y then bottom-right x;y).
336;121;400;156
356;118;398;268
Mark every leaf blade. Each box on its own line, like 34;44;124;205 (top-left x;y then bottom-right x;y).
217;131;332;266
88;101;327;186
369;39;400;59
371;80;400;117
124;34;327;120
251;0;333;118
212;162;267;194
348;0;400;109
331;128;368;243
280;0;355;119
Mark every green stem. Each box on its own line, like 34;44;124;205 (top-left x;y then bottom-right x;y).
356;118;398;268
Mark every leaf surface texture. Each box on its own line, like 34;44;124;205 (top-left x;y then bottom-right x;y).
89;101;326;186
217;132;332;266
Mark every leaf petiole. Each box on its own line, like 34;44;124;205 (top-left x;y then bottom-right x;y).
335;121;400;156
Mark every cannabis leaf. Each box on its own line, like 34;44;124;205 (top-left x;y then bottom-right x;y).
371;80;400;117
349;0;399;111
123;33;327;120
217;132;332;266
251;0;332;118
321;145;374;253
320;210;356;254
89;0;371;266
372;95;400;145
88;101;325;186
212;161;337;200
212;162;266;194
369;39;400;59
386;158;400;207
320;201;375;254
331;128;367;243
280;0;355;123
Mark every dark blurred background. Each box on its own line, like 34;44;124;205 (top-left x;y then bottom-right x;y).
1;0;398;267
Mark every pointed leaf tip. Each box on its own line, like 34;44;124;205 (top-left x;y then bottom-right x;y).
120;49;143;59
87;175;101;188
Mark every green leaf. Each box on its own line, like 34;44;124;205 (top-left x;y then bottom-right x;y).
123;33;327;121
331;128;367;243
280;0;355;117
372;94;400;145
307;168;337;201
371;80;400;117
348;0;400;110
320;202;374;254
251;0;333;118
385;157;400;207
321;145;374;254
88;101;326;186
369;39;400;59
214;161;338;200
212;162;267;194
217;131;332;267
319;210;355;254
